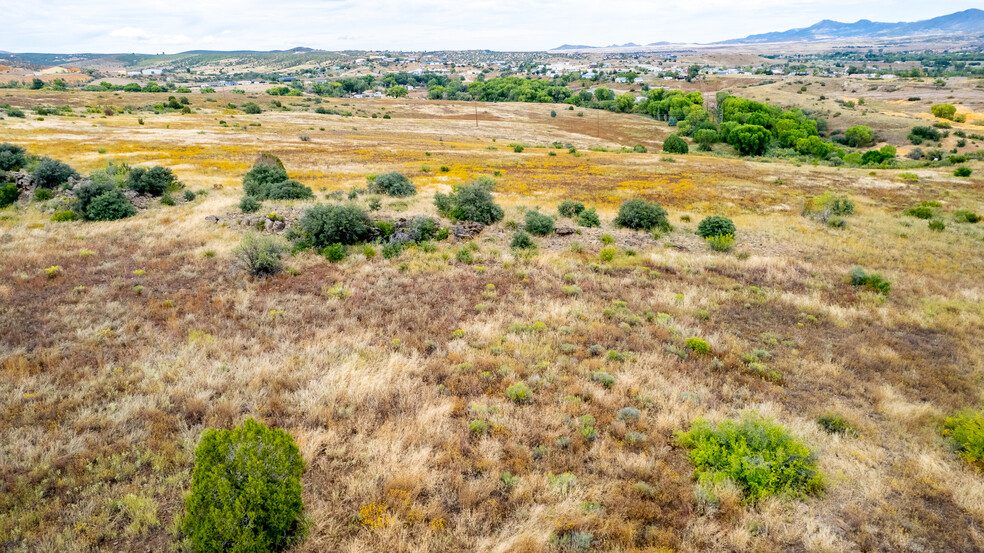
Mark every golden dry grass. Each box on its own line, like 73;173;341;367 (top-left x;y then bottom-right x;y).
1;86;984;553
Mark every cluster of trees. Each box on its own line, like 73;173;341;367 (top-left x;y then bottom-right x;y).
717;94;826;156
83;81;182;93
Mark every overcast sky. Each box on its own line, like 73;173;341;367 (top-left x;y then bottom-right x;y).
4;1;980;53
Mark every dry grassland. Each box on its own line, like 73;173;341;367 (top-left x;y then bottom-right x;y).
1;87;984;552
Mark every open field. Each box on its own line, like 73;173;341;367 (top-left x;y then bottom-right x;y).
2;84;984;552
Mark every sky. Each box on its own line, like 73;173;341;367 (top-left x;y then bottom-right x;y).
3;1;981;53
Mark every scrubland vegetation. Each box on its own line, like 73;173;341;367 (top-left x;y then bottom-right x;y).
1;76;984;553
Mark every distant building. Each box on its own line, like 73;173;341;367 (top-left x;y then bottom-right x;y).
142;69;162;76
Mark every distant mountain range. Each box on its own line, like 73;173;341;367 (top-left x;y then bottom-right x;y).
551;9;984;50
721;8;984;43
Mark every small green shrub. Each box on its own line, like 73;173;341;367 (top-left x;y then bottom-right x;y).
943;410;984;470
816;414;857;436
590;371;615;388
370;172;416;197
677;416;823;501
928;219;946;232
470;419;488;436
234;233;285;277
240;195;262;213
511;230;535;249
614;199;669;231
506;382;532;404
954;210;982;223
184;189;196;202
382;241;403;259
266;179;313;200
321;243;346;262
33;188;53;201
598;246;616;261
686;337;710;355
182;418;305;553
525;210;554;235
0;184;20;208
576;208;600;228
558;200;586;218
697;216;735;238
160;192;175;206
849;266;891;295
706;234;734;252
905;205;935;219
51;210;76;222
954;167;973;177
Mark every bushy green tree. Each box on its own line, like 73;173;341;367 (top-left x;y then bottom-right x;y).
931;103;956;120
694;129;718;151
662;134;689;154
182;418;305;553
728;124;770;155
613;199;669;231
265;179;314;200
385;86;408;98
697;216;735;238
127;166;177;196
0;143;27;171
844;125;874;148
434;178;503;224
86;189;136;221
299;204;373;247
243;163;289;197
0;184;19;208
31;157;78;189
370;172;416;197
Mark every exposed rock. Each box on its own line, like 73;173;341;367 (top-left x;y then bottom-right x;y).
204;215;220;224
451;221;484;240
555;226;576;236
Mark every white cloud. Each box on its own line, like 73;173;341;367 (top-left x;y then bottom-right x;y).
2;1;980;53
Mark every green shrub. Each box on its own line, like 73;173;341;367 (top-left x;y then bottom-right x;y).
243;102;262;114
32;157;78;189
367;197;382;211
299;204;372;247
686;337;710;355
455;247;473;264
382;241;403;259
234;233;285;277
662;134;689;154
954;167;973;177
849;266;891;295
598;246;616;261
184;189;196;202
696;216;735;238
525;210;554;235
677;416;823;501
243;163;290;198
434;179;503;224
127;166;177;196
160;192;175;206
943;410;984;470
369;172;416;197
558;200;585;218
321;243;346;262
182;418;305;553
576;208;600;228
613;199;669;231
928;219;946;232
803;191;855;217
706;234;734;252
0;143;27;171
265;179;314;200
240;195;262;213
51;210;76;222
816;414;857;436
506;382;532;404
905;202;938;219
954;210;982;223
0;184;20;208
510;230;535;249
86;190;136;221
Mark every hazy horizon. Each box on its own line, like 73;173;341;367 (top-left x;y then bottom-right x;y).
4;2;983;54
